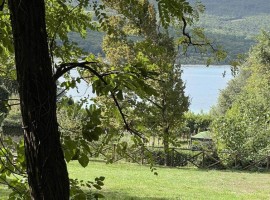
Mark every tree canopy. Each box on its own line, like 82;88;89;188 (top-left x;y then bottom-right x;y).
0;0;210;199
211;31;270;167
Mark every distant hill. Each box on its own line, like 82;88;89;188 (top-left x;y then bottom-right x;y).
182;0;270;64
197;0;270;18
69;0;270;64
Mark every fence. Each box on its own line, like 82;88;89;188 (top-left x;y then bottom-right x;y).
89;143;270;171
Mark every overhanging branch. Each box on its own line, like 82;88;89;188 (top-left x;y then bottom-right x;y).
53;61;97;81
181;17;216;51
146;97;162;110
54;61;145;139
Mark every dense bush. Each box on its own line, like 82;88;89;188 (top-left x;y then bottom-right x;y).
211;32;270;169
184;112;213;135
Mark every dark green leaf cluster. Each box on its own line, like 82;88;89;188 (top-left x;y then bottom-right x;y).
69;176;105;199
157;0;193;28
0;136;29;199
211;32;270;168
82;105;103;142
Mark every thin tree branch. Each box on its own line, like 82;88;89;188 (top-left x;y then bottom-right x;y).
0;136;26;176
0;158;22;178
58;124;81;135
181;17;216;51
145;97;163;110
0;176;23;194
53;61;97;81
49;2;83;63
54;61;145;138
56;87;68;98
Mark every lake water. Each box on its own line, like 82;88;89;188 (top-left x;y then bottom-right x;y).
182;65;232;113
65;65;233;113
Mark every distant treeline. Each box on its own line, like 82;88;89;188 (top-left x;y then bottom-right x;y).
68;28;255;64
67;0;270;64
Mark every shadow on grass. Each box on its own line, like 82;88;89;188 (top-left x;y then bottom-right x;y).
172;166;270;175
92;191;169;200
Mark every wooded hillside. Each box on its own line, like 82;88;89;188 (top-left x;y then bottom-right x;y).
183;0;270;63
69;0;270;64
196;0;270;17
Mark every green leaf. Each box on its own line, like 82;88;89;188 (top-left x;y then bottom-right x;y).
93;184;102;190
97;180;104;186
93;193;105;198
116;90;124;100
64;149;73;163
78;153;89;168
99;176;105;181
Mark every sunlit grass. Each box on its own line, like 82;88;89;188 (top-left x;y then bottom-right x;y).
68;161;270;200
1;161;270;199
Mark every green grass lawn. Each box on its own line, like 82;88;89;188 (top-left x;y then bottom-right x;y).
68;161;270;200
1;161;270;199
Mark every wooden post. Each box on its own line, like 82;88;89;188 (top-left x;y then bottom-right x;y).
235;153;238;168
141;144;144;165
152;136;155;147
267;154;270;170
171;148;175;167
202;151;205;168
113;144;116;162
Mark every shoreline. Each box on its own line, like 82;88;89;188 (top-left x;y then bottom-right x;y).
182;64;231;68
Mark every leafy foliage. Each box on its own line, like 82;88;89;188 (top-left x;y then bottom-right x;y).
211;32;270;167
69;176;105;200
66;1;270;64
0;86;9;120
96;0;191;167
184;112;213;134
0;0;221;198
210;68;251;116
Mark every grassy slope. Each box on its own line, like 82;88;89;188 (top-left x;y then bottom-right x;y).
1;161;270;199
69;161;270;200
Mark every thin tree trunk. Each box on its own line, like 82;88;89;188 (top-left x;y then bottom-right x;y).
163;127;170;166
8;0;69;199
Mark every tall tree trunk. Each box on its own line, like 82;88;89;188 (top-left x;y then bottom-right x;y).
8;0;69;199
163;126;170;166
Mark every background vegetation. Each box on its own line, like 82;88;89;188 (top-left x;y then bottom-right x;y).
1;0;270;199
68;0;270;64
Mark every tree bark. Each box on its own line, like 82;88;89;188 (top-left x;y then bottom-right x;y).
163;126;170;166
8;0;69;199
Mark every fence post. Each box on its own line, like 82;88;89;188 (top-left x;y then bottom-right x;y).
113;144;116;162
202;150;205;168
267;154;270;170
141;144;144;165
235;153;238;168
171;148;175;167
